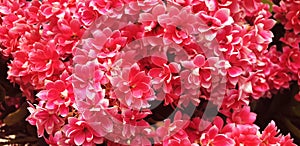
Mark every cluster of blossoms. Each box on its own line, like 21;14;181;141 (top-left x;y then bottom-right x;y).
0;0;299;145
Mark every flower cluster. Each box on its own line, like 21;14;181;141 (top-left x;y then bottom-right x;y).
273;0;300;102
0;0;299;145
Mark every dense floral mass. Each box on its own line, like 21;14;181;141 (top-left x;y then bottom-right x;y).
0;0;300;145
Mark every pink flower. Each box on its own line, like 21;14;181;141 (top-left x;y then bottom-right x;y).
24;0;43;24
228;106;257;124
28;41;64;78
163;130;192;146
281;46;300;73
241;0;263;16
294;92;300;102
76;2;100;27
36;79;73;117
111;63;154;109
40;0;68;19
227;66;243;85
199;125;235;146
63;117;104;146
240;73;269;99
127;64;152;98
26;104;65;137
279;134;297;146
97;30;127;58
89;0;123;15
259;120;296;145
45;131;70;146
221;89;249;112
222;123;261;145
54;18;85;55
198;8;234;33
274;0;300;34
148;57;181;92
268;71;291;90
260;121;281;145
280;32;300;49
285;8;300;34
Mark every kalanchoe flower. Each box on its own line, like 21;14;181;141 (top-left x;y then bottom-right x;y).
260;120;297;146
26;104;65;137
36;79;73;117
1;0;299;145
76;2;100;27
199;125;235;146
163;129;192;146
268;71;291;90
63;117;104;146
280;32;300;49
111;63;154;109
273;0;300;34
294;92;300;102
281;46;300;73
228;106;256;124
222;123;262;145
239;73;269;99
45;131;70;146
260;120;281;145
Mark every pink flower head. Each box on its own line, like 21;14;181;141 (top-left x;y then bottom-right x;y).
227;66;243;85
222;123;261;145
279;134;297;146
221;89;249;112
274;0;300;34
228;106;256;124
40;0;69;19
26;104;65;137
76;2;100;27
268;71;291;90
89;0;123;15
111;63;154;109
285;8;300;34
294;92;300;102
163;129;192;146
45;131;70;146
148;57;181;92
198;8;234;31
54;18;85;55
63;117;104;146
199;125;235;146
260;120;281;145
281;46;300;73
240;73;269;99
37;79;72;117
280;32;300;49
